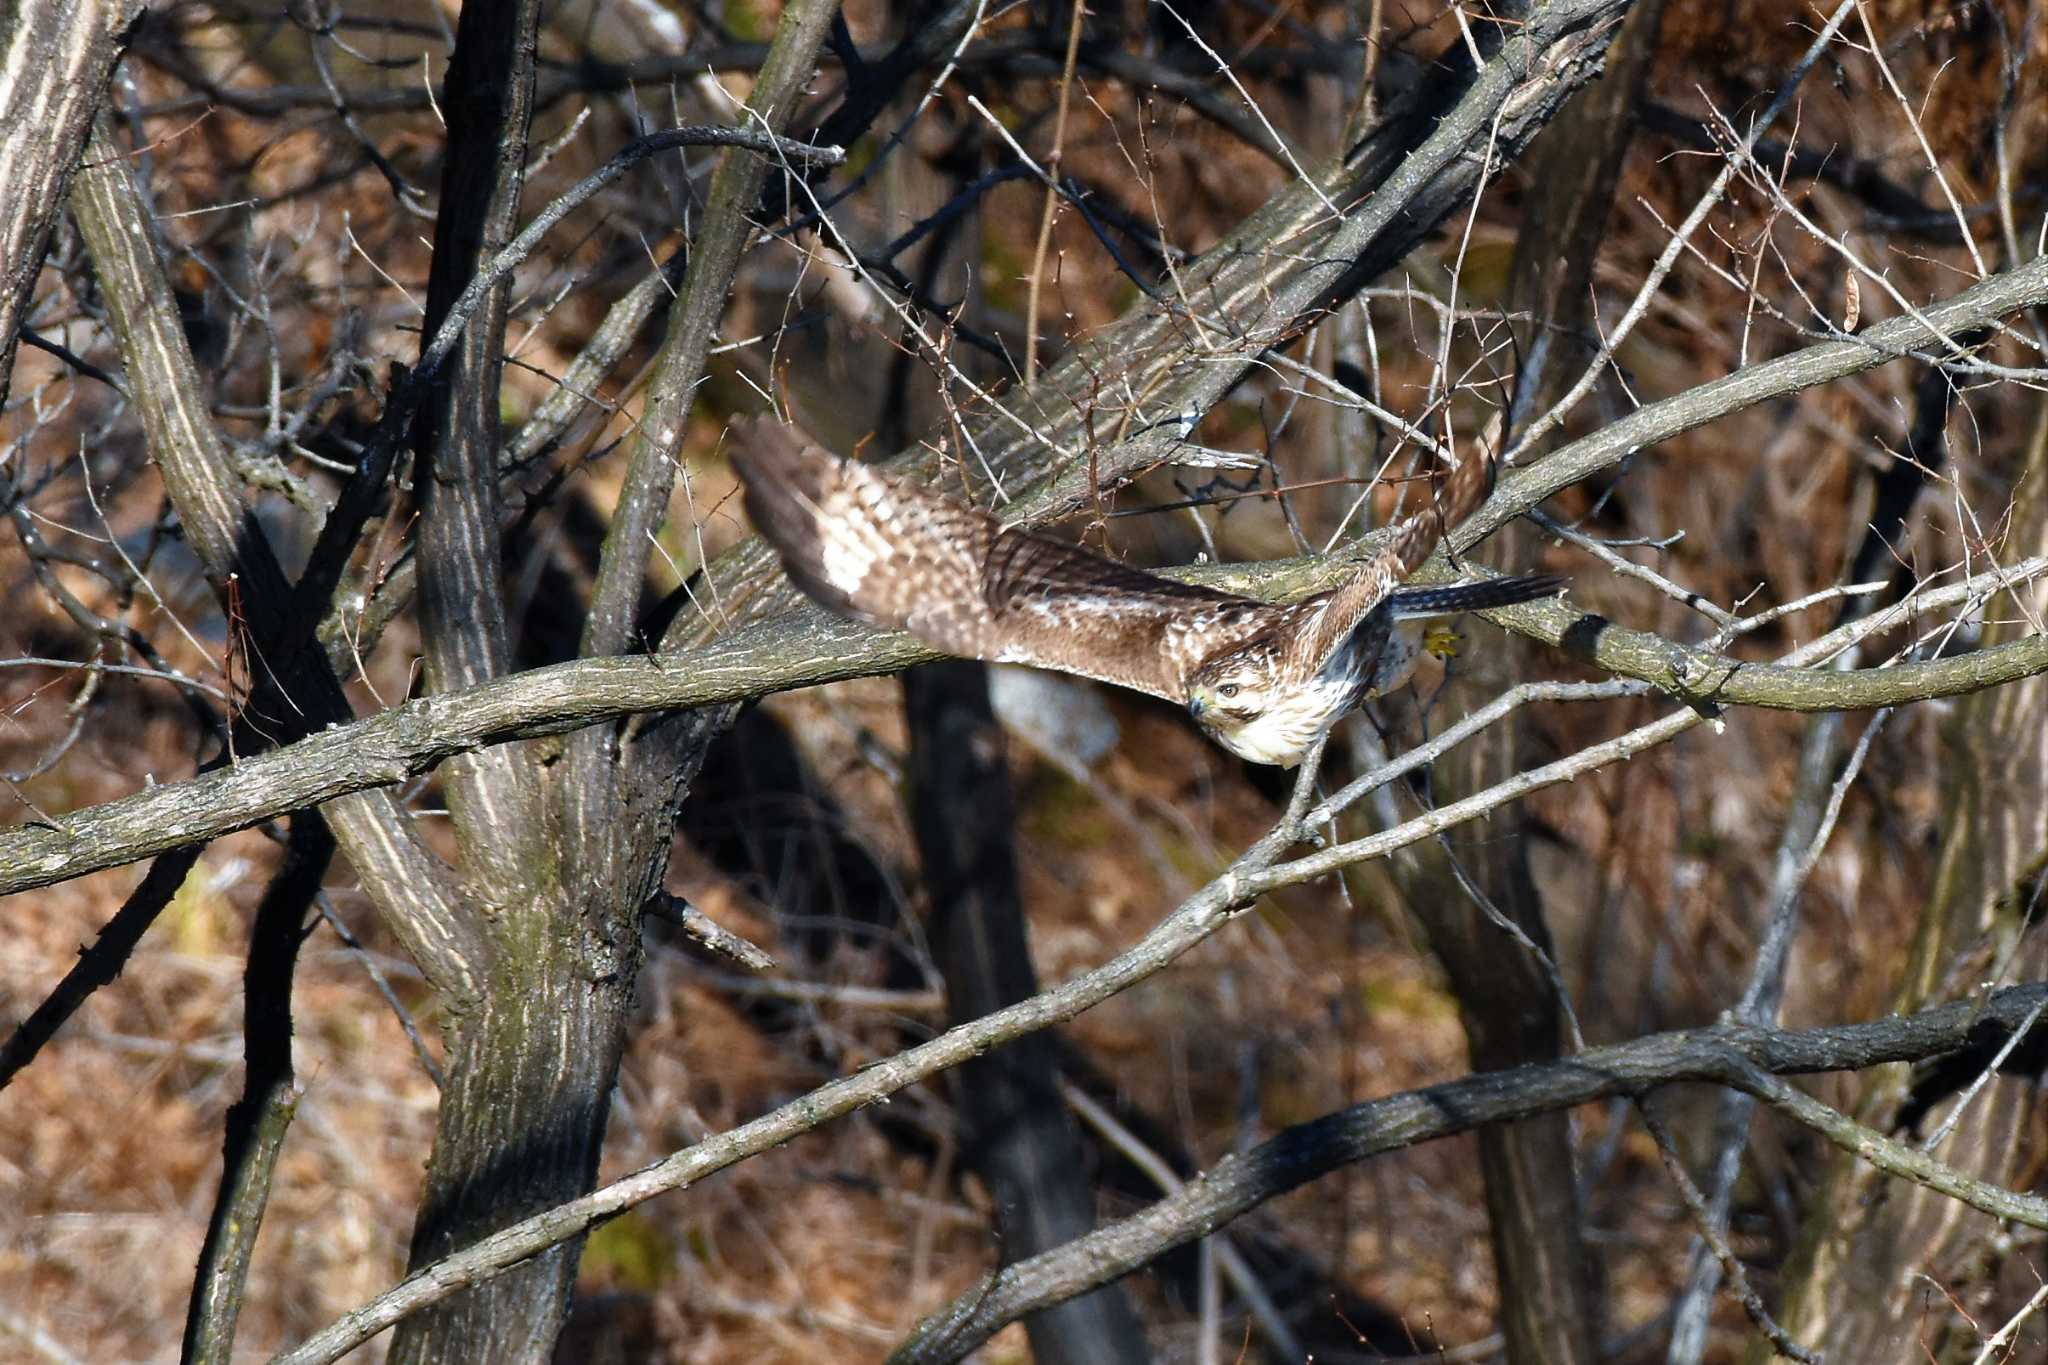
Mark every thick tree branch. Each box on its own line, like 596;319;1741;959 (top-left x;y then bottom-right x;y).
675;0;1633;650
408;0;547;898
259;745;1325;1365
0;0;138;407
557;0;843;921
68;117;485;1000
5;551;2041;902
894;991;2048;1363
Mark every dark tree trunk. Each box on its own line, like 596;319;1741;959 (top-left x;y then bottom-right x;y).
905;661;1153;1364
395;921;641;1361
384;0;629;1354
183;815;335;1365
1374;7;1667;1359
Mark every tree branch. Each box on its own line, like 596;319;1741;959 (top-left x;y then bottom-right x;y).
1734;1061;2048;1228
271;968;2048;1365
0;844;203;1088
671;0;1633;654
0;0;138;407
889;988;2048;1362
68;115;485;1000
1481;253;2048;545
407;0;547;898
6;551;2043;901
182;815;333;1364
558;0;844;915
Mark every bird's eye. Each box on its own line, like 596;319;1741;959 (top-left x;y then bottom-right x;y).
1219;683;1240;699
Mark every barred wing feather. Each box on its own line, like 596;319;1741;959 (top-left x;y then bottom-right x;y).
731;419;1252;703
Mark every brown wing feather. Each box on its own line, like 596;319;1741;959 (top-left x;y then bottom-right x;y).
1383;415;1502;576
730;418;1256;702
1291;417;1505;671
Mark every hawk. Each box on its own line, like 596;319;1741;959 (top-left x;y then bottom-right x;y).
731;419;1565;766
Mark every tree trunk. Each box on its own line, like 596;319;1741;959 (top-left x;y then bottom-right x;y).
1771;400;2048;1362
905;661;1153;1365
394;914;640;1362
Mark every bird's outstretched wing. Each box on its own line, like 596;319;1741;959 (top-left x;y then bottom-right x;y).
1293;419;1515;668
730;418;1252;701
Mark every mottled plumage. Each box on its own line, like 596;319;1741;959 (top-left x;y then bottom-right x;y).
732;418;1565;765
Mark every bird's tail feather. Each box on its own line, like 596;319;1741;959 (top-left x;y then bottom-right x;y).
1387;573;1568;619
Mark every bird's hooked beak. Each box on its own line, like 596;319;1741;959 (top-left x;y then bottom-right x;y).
1186;692;1206;719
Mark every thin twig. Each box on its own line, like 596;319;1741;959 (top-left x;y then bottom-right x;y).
1639;1103;1818;1363
648;892;777;971
1023;0;1089;386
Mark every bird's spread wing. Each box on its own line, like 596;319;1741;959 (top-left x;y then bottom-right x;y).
730;418;1250;702
1292;418;1510;670
1387;574;1568;619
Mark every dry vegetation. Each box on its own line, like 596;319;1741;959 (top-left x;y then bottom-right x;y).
4;0;2048;1362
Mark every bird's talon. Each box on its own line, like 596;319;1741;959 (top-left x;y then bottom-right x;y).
1423;624;1463;660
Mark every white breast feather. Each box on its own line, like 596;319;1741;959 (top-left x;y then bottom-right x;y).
1214;675;1354;766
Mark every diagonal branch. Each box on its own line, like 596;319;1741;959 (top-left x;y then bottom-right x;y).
181;815;333;1363
1474;253;2048;548
270;949;2048;1365
677;0;1633;648
890;986;2048;1363
0;0;138;408
67;115;485;1000
574;7;844;661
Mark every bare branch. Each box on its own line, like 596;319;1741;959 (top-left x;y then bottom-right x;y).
266;945;2048;1363
890;989;2048;1362
68;114;485;998
1734;1061;2048;1229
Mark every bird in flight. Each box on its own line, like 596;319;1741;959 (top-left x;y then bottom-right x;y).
731;418;1565;766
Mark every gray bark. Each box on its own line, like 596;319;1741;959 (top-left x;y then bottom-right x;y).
0;0;138;406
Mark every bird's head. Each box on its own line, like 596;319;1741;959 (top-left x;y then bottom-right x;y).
1186;649;1279;742
1187;640;1353;766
